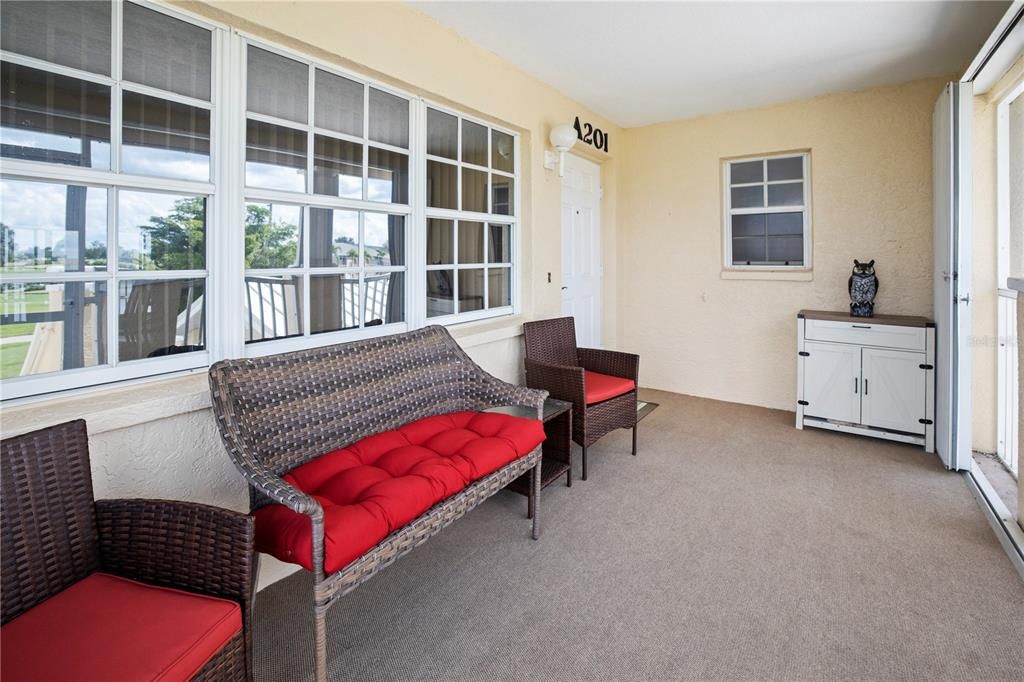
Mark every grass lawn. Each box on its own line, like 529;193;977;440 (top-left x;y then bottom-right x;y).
0;342;29;379
1;289;49;338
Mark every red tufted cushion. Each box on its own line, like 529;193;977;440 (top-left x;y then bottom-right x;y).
0;572;240;682
584;370;636;405
254;411;545;574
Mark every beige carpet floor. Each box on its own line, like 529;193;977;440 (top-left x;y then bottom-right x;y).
253;390;1024;681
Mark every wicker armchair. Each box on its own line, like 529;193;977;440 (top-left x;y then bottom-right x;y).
1;420;254;681
523;316;640;480
209;325;547;682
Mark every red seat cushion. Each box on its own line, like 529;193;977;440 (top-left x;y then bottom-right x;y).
254;411;545;574
0;572;241;682
584;370;636;404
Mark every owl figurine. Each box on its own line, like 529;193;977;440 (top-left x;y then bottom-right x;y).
848;259;879;317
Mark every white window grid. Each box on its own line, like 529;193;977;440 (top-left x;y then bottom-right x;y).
239;36;415;356
423;103;519;325
0;4;522;399
0;0;225;400
722;151;812;270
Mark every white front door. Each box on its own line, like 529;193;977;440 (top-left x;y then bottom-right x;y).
561;154;602;347
932;81;974;471
803;341;861;424
861;347;927;435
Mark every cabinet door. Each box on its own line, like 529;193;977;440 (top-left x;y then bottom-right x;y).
861;348;927;434
802;341;861;424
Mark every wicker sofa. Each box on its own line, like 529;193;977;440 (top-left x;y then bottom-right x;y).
0;420;254;681
209;325;548;682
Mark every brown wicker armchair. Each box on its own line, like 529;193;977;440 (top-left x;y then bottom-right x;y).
1;420;255;681
523;316;640;480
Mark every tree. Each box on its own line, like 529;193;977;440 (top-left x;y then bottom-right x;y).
137;197;206;270
244;204;299;269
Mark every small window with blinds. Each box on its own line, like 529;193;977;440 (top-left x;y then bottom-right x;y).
723;152;811;268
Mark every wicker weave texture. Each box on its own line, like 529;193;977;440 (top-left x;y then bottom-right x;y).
1;421;255;680
1;419;100;625
209;325;548;682
523;317;640;464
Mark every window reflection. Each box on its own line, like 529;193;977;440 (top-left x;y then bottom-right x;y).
245;275;303;342
313;135;362;199
310;274;359;333
245;120;306;191
427;160;457;209
491;176;514;216
118;278;205;360
309;208;358;267
0;63;111;169
118;191;206;271
122;92;210;181
427;270;454;318
0;179;107;273
458;221;484;264
462;168;487;213
364;272;404;326
427;219;454;265
0;281;109;379
488;268;511;308
245;203;302;269
367;147;408;203
364;214;404;267
458;269;484;312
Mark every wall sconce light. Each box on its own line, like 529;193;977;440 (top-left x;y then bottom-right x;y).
543;123;578;176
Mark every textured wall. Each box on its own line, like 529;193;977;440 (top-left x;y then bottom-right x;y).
618;77;945;411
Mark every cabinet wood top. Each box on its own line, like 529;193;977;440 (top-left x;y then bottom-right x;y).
798;309;933;328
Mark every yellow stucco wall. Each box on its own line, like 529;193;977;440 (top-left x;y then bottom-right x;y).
617;77;947;411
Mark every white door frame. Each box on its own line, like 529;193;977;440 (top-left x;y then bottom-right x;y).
996;80;1023;476
560;153;603;347
933;80;974;471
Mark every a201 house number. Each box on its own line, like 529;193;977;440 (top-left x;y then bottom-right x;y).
573;116;609;152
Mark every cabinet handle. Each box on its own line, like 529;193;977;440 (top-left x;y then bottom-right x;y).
854;377;859;394
864;379;869;395
851;324;872;329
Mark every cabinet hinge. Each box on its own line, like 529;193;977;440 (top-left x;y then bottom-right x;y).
919;363;934;370
918;418;933;425
797;400;809;406
798;351;810;357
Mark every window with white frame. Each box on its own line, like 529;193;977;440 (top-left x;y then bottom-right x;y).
0;0;217;397
0;5;521;399
424;106;516;320
241;41;411;346
723;152;810;268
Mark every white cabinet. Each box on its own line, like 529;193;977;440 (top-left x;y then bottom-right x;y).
796;310;935;452
803;341;861;424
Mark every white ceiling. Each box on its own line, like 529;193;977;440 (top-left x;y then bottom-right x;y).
411;1;1010;128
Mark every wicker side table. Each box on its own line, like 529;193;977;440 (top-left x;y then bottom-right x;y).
489;398;574;517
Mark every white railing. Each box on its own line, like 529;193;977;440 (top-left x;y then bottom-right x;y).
997;288;1019;477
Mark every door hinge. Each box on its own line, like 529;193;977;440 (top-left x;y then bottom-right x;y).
798;351;810;357
918;418;934;425
797;400;809;406
919;363;933;370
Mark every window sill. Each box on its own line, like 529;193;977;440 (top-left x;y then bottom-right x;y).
721;269;813;282
446;314;524;348
0;373;211;439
